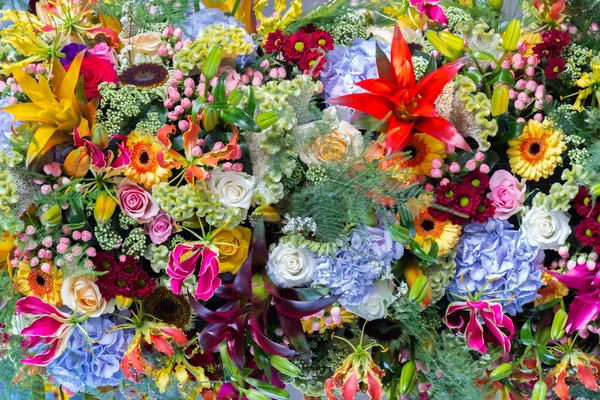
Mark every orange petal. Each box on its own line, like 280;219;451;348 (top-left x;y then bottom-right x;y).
577;363;599;391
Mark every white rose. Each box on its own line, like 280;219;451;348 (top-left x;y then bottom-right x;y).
61;277;113;317
521;207;571;250
267;243;316;288
208;168;256;212
345;280;396;321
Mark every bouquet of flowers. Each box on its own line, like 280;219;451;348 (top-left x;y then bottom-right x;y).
2;0;600;398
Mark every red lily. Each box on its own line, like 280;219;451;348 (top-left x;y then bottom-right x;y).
330;25;470;154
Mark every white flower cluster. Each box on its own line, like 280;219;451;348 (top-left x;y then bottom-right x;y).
281;214;317;236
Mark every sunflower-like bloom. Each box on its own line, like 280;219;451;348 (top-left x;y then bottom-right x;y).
413;208;461;257
123;131;173;189
507;120;566;181
1;53;96;167
14;261;63;307
381;132;447;179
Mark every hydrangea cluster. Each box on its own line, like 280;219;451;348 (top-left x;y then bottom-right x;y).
47;316;133;394
447;219;544;315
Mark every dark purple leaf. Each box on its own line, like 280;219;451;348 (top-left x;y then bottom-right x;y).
199;326;226;351
251;216;267;270
233;249;253;298
274;295;339;318
277;313;310;356
189;295;242;323
249;318;298;357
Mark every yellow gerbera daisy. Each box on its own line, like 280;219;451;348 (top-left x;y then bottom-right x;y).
413;209;461;257
15;261;62;306
507;120;566;182
124;132;172;189
384;133;446;179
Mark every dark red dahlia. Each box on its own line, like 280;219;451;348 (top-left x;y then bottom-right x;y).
264;30;287;54
434;182;459;207
298;49;326;76
470;198;496;223
432;181;485;225
544;58;566;79
533;29;572;58
575;218;600;251
94;253;156;300
282;31;315;61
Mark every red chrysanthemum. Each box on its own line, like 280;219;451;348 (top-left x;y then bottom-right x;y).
544;58;566;79
573;186;595;216
575;218;600;251
471;198;496;223
298;49;326;76
434;181;458;207
264;30;287;54
533;29;572;58
313;29;334;51
93;253;156;300
432;181;485;224
283;31;315;61
461;170;490;194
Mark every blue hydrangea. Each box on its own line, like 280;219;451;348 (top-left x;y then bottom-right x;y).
313;225;403;307
446;219;544;315
47;316;133;394
0;97;17;150
320;38;390;121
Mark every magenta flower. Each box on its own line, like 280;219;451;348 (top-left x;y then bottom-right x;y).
410;0;448;25
166;243;220;301
549;265;600;333
444;299;515;355
16;296;79;366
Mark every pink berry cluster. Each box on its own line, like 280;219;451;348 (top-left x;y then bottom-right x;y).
554;246;598;271
426;149;489;192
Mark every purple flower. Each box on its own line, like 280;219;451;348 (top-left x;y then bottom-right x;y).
350;224;404;267
446;219;544;315
60;43;88;66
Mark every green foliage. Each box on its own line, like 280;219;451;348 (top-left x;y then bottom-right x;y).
284;0;365;34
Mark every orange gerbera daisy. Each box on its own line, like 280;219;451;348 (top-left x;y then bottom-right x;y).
124;132;172;189
15;262;62;306
413;208;461;257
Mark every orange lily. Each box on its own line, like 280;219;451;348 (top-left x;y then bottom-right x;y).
157;116;241;183
545;341;600;399
1;52;96;167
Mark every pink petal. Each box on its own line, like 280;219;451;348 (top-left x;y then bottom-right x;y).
465;313;487;353
21;316;68;338
16;297;67;319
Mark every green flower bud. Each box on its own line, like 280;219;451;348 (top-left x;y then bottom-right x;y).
426;31;464;60
42;205;63;227
551;309;568;341
491;84;510;116
409;275;430;303
489;0;503;11
503;20;521;52
490;363;514;381
400;360;417;395
531;381;548;400
203;107;219;132
202;46;223;81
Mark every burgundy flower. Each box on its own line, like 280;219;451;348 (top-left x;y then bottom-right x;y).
544;58;566;79
263;30;287;54
298;49;326;76
573;186;595;216
461;170;490;194
313;29;334;51
575;218;600;251
282;31;315;61
432;182;482;225
470;198;496;223
93;253;156;300
533;29;572;58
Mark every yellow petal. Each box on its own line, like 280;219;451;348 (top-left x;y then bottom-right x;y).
60;51;84;101
37;74;56;104
11;69;47;103
1;102;46;121
26;125;70;167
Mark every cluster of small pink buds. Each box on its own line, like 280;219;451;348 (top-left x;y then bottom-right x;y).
554;246;598;271
429;151;489;181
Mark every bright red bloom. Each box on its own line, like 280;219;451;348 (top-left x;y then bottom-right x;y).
264;30;287;54
283;31;314;61
431;182;481;225
330;25;470;153
544;57;566;79
313;29;334;51
93;253;156;300
533;29;572;58
575;217;600;251
298;49;326;76
67;55;118;100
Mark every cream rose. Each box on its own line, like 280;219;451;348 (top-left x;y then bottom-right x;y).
267;243;316;288
61;277;113;317
121;32;164;63
366;26;420;45
208;168;255;211
521;207;571;250
345;280;396;321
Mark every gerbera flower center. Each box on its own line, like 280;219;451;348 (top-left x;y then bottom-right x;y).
131;143;157;172
529;142;541;155
27;269;52;297
420;219;435;232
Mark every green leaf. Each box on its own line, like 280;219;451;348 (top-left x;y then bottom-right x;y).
221;108;261;132
520;320;535;346
409;240;438;264
253;347;272;382
220;341;240;381
389;224;412;243
202;45;223;80
352;115;387;132
498;120;525;143
488;68;515;86
213;72;229;103
427;240;439;259
245;389;269;400
244;377;290;400
270;354;302;377
192;96;204;123
229;89;241;107
247;86;256;117
464;70;484;86
424;54;437;75
256;111;278;130
472;51;498;64
536;344;560;365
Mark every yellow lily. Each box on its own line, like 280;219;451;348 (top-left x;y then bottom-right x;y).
573;56;600;112
0;233;15;277
254;0;303;35
1;52;96;167
35;0;96;41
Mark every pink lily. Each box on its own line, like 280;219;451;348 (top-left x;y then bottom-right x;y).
73;126;130;170
444;300;515;355
16;296;80;366
410;0;448;25
549;265;600;334
166;243;220;301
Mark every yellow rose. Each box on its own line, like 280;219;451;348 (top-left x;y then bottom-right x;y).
213;226;251;274
121;32;164;63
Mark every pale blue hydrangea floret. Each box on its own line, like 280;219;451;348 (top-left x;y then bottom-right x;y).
320;38;390;121
313;225;403;307
47;317;133;393
447;219;544;315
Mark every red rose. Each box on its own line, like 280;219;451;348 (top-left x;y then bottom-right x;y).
67;55;118;100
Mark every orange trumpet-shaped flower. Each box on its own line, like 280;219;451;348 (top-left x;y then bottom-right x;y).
330;25;470;154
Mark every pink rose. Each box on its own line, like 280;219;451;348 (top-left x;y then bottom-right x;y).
116;179;159;223
146;211;173;244
88;42;117;66
488;170;526;220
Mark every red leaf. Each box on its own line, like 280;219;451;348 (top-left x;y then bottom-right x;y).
391;25;416;89
385;117;414;152
415;58;466;103
376;43;394;83
329;93;394;120
414;116;471;151
355;78;397;97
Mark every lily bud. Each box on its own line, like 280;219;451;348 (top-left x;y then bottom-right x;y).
426;31;464;60
491;84;510;116
94;193;117;223
63;148;91;178
92;125;110;150
253;205;281;223
115;295;133;310
409;275;430;303
42;205;62;227
531;381;548;400
202;46;223;81
400;360;417;395
551;309;568;340
489;0;503;11
503;20;521;52
404;264;432;307
490;363;514;381
203;107;219;132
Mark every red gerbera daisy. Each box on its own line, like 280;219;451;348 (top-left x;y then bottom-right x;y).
264;30;287;54
544;58;566;79
283;31;315;61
